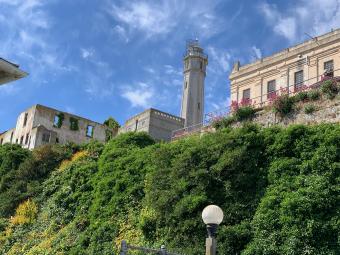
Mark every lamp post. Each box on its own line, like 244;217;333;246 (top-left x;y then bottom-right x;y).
202;205;224;255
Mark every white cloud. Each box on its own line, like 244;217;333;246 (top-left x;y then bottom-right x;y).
107;0;224;40
121;82;154;108
81;48;94;59
207;46;231;73
0;0;74;83
259;0;340;42
144;67;155;74
113;25;129;42
251;46;262;59
0;83;21;95
164;65;182;76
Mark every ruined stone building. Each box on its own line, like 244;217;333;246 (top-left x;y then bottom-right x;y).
119;108;185;141
120;40;208;141
0;41;208;146
230;29;340;106
0;104;117;149
0;57;27;85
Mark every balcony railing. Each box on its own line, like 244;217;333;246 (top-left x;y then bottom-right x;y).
171;72;340;141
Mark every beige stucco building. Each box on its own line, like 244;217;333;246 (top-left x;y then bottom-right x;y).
229;29;340;106
0;57;27;85
0;104;117;149
119;108;185;141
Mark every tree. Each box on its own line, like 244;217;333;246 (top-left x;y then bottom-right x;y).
103;117;120;130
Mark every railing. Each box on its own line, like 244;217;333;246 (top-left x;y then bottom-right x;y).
232;70;340;110
171;71;340;141
171;122;205;141
120;240;184;255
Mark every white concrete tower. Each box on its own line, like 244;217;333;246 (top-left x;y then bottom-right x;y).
181;40;208;127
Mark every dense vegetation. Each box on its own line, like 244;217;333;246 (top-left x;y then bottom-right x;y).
0;124;338;254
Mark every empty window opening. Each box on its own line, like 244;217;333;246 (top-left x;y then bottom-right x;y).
185;81;188;89
86;125;94;137
0;139;3;145
294;70;304;89
42;133;50;143
200;61;203;69
20;136;24;145
69;117;79;131
15;138;18;144
10;132;14;143
23;113;28;127
25;133;29;145
198;102;201;110
242;88;251;99
267;80;276;99
56;137;59;143
54;115;60;127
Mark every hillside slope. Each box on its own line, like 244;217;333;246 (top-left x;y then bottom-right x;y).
0;124;339;255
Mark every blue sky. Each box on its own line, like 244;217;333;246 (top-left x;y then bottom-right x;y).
1;0;339;131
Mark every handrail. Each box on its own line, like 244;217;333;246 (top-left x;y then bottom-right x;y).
120;240;184;255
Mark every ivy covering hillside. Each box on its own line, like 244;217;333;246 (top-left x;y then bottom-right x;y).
0;124;338;254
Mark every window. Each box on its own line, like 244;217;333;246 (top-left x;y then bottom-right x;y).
10;132;14;143
198;102;201;110
20;136;24;145
42;133;50;143
242;88;251;99
15;138;18;144
200;61;203;69
324;60;334;72
54;115;60;127
56;137;59;143
324;60;334;77
294;70;304;89
86;125;94;137
25;133;29;145
185;61;189;69
0;139;3;145
69;117;79;131
185;81;188;89
267;80;276;99
23;113;28;127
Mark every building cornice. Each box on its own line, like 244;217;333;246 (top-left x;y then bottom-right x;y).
230;29;340;81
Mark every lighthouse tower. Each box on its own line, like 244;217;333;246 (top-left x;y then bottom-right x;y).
180;40;208;128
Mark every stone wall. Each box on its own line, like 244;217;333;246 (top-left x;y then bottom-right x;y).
233;98;340;128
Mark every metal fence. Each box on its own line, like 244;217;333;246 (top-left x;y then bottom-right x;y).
120;240;184;255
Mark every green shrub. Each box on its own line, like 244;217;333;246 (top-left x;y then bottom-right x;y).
212;116;236;129
294;91;308;102
307;89;321;101
321;80;339;99
272;94;295;117
234;106;256;121
103;117;120;129
304;104;316;114
1;124;340;255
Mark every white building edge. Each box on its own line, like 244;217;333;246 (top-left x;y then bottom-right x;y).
0;57;28;85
